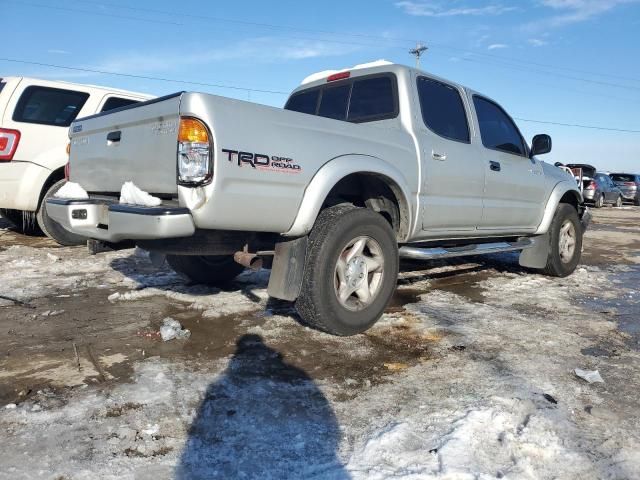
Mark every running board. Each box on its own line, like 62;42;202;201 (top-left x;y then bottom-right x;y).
398;238;534;261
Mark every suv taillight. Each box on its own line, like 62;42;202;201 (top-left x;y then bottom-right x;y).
0;128;21;161
585;181;596;190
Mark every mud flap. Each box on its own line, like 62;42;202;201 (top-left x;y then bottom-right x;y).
518;233;550;269
267;236;308;301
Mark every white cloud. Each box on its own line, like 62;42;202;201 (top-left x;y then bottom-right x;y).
47;49;70;55
395;1;516;17
538;0;639;26
487;43;508;50
528;38;548;46
90;37;361;75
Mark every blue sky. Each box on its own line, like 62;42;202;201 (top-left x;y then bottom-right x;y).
3;0;639;171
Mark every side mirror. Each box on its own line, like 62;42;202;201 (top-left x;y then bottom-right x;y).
531;134;552;157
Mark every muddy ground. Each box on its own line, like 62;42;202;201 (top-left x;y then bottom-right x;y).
0;206;639;479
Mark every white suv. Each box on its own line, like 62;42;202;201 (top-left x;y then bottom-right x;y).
0;76;152;245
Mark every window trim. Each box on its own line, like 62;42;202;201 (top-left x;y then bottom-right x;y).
416;75;471;145
12;85;90;127
284;72;400;124
472;94;529;158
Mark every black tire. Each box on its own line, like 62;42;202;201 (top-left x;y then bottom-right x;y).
615;196;623;208
36;179;87;246
541;203;583;277
295;205;399;336
594;193;604;208
167;255;245;286
0;208;40;234
635;198;640;207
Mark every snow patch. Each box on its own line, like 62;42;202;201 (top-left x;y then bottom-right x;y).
54;181;89;199
119;181;162;207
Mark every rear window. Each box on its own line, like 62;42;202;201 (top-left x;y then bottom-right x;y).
417;77;469;143
285;73;398;123
13;86;90;127
101;97;140;112
610;174;636;182
285;90;319;115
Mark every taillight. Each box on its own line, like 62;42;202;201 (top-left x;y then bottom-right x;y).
0;128;20;161
585;181;596;190
624;181;635;186
177;117;212;185
64;162;70;180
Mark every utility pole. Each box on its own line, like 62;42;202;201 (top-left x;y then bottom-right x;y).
409;43;428;68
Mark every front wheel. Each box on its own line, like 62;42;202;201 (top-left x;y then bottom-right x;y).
615;196;623;208
541;203;583;277
295;205;399;336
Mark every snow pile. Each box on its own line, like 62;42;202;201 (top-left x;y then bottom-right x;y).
54;181;89;199
119;181;162;207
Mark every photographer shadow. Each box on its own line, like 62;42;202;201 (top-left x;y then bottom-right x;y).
176;334;350;479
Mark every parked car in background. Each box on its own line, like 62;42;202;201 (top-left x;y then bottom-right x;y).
572;168;623;208
0;77;152;244
609;173;640;206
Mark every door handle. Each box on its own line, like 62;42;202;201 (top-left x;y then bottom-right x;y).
107;130;121;143
489;161;501;172
432;151;447;161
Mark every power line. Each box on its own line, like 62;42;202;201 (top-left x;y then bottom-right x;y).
0;58;290;95
2;57;638;134
514;117;640;133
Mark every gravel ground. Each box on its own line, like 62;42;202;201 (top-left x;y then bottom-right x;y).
0;207;638;479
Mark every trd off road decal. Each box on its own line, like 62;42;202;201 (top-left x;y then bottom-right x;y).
222;149;302;174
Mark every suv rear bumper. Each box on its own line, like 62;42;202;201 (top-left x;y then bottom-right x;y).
46;198;195;242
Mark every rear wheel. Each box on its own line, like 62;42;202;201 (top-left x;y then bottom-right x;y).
167;255;245;286
594;193;604;208
635;197;640;207
36;179;87;246
295;205;398;336
541;203;582;277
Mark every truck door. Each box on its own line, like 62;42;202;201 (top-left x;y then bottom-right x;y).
471;95;546;231
416;76;485;233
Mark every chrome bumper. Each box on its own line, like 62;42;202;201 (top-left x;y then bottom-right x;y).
46;198;195;242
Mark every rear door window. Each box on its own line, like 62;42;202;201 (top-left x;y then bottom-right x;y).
101;97;140;112
473;96;526;156
417;77;469;143
285;90;319;115
318;84;350;120
13;86;90;127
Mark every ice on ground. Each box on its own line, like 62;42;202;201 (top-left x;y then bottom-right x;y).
575;368;604;384
119;181;162;207
54;181;89;199
160;317;191;341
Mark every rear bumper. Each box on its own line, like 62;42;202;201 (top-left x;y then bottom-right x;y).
0;161;51;211
46;198;195;242
619;189;638;200
582;189;596;201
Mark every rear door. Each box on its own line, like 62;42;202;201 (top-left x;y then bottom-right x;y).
472;95;546;231
416;76;484;232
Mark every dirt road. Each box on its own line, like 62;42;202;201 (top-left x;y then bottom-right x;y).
1;207;638;479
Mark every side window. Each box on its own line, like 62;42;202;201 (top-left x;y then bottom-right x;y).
318;84;350;120
284;89;319;115
417;77;469;143
473;96;526;156
101;97;140;112
13;86;90;127
347;76;396;122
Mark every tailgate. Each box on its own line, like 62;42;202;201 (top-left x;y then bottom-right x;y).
69;92;183;194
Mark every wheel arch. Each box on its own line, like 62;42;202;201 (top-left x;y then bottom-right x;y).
534;181;583;235
283;155;414;241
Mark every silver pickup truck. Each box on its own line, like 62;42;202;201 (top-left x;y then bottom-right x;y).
47;62;590;336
